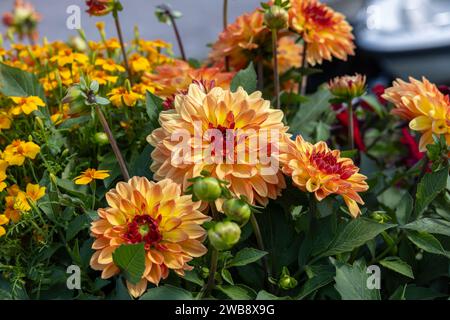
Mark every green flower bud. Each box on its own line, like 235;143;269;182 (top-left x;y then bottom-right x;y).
193;177;222;202
279;275;298;290
94;132;109;146
62;85;88;114
223;198;252;226
208;221;241;251
264;5;288;30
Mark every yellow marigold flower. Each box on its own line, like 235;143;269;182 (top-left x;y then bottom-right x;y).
383;77;450;151
288;0;355;66
0;160;8;192
0;215;9;238
148;84;288;207
10;96;45;115
50;49;89;67
95;58;126;73
25;183;46;202
89;69;118;85
129;54;150;73
2;140;40;166
90;177;210;298
50;105;70;125
0;112;12;131
277;36;303;74
209;9;269;70
328;73;367;100
74;168;110;185
280;136;369;217
144;60;234;98
108;87;143;107
4;185;21;223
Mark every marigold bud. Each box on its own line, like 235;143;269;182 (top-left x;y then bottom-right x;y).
208;221;241;251
193;177;222;202
94;132;109;146
223;198;251;226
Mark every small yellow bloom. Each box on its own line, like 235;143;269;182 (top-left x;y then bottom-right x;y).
74;168;110;185
50;49;89;67
10;96;46;115
25;183;46;202
95;58;126;73
0;160;8;192
108;87;143;107
0;214;9;238
0;112;12;131
129;54;150;73
2;140;41;166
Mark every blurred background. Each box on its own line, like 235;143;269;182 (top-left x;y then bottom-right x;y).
1;0;450;85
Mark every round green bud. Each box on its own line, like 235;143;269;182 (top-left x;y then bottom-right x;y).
193;177;222;202
264;5;288;30
279;276;298;290
223;198;252;226
208;221;241;251
94;132;109;146
63;86;88;114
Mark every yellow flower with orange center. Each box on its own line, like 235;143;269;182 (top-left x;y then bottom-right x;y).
2;139;40;166
0;112;12;131
148;84;288;207
209;9;269;70
108;87;143;107
144;60;234;98
281;136;369;217
88;69;118;85
129;54;150;73
50;105;71;125
74;168;110;185
0;214;8;238
50;49;89;67
0;160;8;192
13;183;46;212
95;58;126;73
90;177;210;298
10;96;45;115
288;0;355;66
383;77;450;151
3;185;21;223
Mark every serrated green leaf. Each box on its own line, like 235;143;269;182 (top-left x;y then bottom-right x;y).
334;260;380;300
256;290;289;300
380;257;414;279
296;265;335;299
396;192;413;225
66;215;90;241
146;90;163;129
112;243;146;285
221;269;234;285
402;218;450;237
227;247;268;267
230;62;257;93
216;285;256;300
414;166;449;215
140;285;193;300
319;218;396;257
406;231;450;258
0;62;45;100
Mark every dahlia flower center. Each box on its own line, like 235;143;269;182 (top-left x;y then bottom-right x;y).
123;215;162;248
209;111;236;157
304;4;334;28
310;151;355;179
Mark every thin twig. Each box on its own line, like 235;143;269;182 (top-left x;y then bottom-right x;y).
167;10;187;61
348;99;355;150
95;105;130;181
113;11;133;84
223;0;230;71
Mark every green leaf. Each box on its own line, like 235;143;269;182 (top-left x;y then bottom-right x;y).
112;243;146;285
402;218;450;237
227;248;268;268
59;115;91;129
389;284;407;300
289;87;333;137
256;290;289;300
221;269;234;285
230;62;257;93
296;265;335;299
319;218;396;257
404;285;447;300
130;145;154;179
395;192;413;225
414;166;449;215
183;270;204;287
216;285;256;300
360;95;386;118
334;260;380;300
380;257;414;279
66;215;90;241
406;231;450;258
140;285;192;300
0;62;45;99
145;90;163;129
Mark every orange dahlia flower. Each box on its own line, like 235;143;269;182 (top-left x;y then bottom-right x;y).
383;77;450;151
148;84;288;207
281;136;368;217
209;9;269;70
144;60;234;98
277;36;303;74
288;0;355;66
90;177;210;298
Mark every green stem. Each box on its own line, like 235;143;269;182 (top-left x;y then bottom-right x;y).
202;202;220;298
95;105;130;181
250;214;274;291
223;0;230;71
272;29;280;109
165;7;187;61
113;10;133;84
91;181;97;210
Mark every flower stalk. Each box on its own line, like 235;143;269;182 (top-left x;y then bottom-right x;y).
272;29;281;109
347;99;355;150
112;8;133;84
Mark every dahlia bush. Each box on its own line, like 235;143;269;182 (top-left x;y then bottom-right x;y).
0;0;449;302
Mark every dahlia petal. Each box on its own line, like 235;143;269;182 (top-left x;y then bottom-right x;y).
126;279;148;298
179;239;208;257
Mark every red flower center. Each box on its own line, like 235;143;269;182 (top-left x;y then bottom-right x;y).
209;111;236;158
304;3;335;28
310;150;355;179
123;215;162;249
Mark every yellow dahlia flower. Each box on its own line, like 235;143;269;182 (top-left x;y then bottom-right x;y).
90;177;210;298
148;84;288;207
209;9;269;70
288;0;355;66
281;136;368;217
383;77;450;151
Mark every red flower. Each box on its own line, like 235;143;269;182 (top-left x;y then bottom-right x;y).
85;0;115;16
400;127;424;167
333;104;366;152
